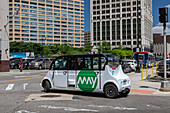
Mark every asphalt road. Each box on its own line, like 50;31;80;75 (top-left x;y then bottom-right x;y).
0;69;170;113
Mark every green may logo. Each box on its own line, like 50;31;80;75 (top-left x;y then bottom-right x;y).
77;76;97;88
77;70;98;92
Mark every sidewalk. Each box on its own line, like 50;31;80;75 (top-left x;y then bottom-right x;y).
0;69;48;76
128;69;170;96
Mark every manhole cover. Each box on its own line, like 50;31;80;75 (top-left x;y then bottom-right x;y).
41;95;61;98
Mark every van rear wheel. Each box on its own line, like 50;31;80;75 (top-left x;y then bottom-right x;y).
104;84;118;98
43;80;51;92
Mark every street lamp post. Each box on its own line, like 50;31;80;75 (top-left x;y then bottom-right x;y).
135;0;140;73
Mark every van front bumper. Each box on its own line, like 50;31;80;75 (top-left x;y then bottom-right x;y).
121;87;130;94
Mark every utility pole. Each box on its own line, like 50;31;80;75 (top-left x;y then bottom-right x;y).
159;8;170;90
135;0;140;73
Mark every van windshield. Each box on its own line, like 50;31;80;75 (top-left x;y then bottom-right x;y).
106;55;120;68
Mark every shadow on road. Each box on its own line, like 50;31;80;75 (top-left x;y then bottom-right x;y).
41;89;128;99
140;86;159;90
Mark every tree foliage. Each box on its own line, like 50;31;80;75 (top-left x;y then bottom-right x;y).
110;44;134;59
98;41;111;53
10;42;134;58
10;41;87;57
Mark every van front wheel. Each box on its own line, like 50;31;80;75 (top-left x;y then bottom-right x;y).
104;84;118;98
43;80;51;92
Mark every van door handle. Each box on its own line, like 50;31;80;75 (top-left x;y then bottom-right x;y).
95;72;99;75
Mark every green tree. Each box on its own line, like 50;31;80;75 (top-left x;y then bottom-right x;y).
84;43;93;54
98;41;111;53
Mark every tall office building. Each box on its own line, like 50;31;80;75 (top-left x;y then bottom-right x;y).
9;0;84;47
91;0;153;51
84;32;91;43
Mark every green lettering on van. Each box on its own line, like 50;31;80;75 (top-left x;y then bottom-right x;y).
77;70;98;92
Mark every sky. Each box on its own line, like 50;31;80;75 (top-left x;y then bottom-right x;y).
84;0;170;35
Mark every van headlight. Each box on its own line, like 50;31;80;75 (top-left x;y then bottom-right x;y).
119;79;130;85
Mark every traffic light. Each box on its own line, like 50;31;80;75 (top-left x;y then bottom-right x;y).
159;8;168;23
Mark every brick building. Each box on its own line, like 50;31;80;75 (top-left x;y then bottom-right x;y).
153;34;170;57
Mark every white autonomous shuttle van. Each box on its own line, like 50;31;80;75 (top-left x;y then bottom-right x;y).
41;54;131;98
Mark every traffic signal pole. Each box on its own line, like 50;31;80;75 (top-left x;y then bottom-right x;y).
159;8;170;90
163;23;167;81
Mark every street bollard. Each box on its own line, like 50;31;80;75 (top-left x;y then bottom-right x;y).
141;64;143;81
152;63;154;75
146;63;148;77
45;63;46;70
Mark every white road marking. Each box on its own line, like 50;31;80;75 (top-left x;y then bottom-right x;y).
89;105;137;111
39;105;99;112
15;75;40;78
15;110;38;113
5;84;14;90
23;83;28;90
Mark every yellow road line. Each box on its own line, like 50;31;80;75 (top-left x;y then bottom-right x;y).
0;76;44;83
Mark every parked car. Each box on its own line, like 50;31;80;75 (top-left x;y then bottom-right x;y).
123;59;137;71
10;59;21;69
157;59;170;78
23;58;35;69
121;60;132;73
29;58;54;70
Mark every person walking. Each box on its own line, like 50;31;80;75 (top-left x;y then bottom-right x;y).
19;58;23;72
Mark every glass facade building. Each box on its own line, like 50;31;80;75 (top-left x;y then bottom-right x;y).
9;0;84;47
91;0;153;51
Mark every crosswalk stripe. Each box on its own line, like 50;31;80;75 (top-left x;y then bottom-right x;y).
5;84;15;90
1;83;41;91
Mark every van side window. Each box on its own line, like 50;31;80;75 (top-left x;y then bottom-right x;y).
93;57;99;70
54;57;67;70
68;57;78;70
101;57;106;70
77;57;84;70
76;57;92;70
85;57;92;69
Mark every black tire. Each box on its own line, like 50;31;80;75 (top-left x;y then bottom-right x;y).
104;84;118;98
39;65;42;70
43;80;51;92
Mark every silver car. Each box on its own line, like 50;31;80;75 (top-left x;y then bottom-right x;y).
157;59;170;77
30;58;54;70
122;59;137;71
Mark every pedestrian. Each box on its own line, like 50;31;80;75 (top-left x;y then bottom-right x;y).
19;58;23;72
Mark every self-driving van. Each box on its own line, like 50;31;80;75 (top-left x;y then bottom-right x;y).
41;54;131;98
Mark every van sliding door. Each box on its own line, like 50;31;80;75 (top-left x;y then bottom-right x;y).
53;57;68;88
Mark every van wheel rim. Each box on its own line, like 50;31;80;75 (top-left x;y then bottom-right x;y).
105;86;115;97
